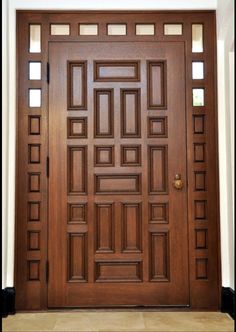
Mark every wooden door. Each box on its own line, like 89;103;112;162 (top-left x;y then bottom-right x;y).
48;41;188;307
16;11;220;311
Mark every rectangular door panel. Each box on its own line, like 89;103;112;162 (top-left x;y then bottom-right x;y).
48;41;188;307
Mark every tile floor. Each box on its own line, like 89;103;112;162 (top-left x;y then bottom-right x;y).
2;311;234;332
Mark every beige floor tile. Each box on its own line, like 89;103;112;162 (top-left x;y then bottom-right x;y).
2;312;234;332
142;312;234;331
2;313;57;331
53;312;145;331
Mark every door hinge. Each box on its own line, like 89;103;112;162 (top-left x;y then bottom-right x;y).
47;62;50;84
45;261;49;283
46;156;49;177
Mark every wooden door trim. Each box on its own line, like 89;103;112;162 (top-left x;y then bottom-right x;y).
15;11;221;310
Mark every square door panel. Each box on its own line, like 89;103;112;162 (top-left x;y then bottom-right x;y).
67;117;87;138
121;145;141;166
94;146;114;166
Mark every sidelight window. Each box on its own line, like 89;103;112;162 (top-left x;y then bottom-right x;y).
29;89;41;107
29;62;41;80
192;24;203;52
192;62;204;79
29;24;41;53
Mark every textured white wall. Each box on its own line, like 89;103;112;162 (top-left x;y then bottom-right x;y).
2;0;8;289
6;0;218;10
216;0;235;290
2;0;234;291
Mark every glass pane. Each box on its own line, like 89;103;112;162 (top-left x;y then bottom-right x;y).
192;24;203;52
29;25;41;53
192;62;204;79
107;24;126;35
79;24;98;35
164;24;182;35
136;24;155;35
50;24;70;35
29;62;41;80
29;89;41;107
193;88;204;106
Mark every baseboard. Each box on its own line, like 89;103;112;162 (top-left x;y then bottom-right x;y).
221;287;235;319
1;286;234;318
1;287;16;317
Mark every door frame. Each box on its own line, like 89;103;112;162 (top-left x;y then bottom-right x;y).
15;10;221;310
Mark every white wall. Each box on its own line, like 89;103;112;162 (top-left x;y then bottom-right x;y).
217;0;235;290
2;0;234;291
2;0;9;290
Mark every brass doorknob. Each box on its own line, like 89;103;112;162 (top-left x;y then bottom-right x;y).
173;174;183;190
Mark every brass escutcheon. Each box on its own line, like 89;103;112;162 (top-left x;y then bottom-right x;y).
173;174;183;190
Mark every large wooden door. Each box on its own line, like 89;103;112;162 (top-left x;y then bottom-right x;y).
16;12;220;311
48;41;188;307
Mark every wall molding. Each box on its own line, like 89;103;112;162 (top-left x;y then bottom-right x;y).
221;287;235;319
1;287;16;317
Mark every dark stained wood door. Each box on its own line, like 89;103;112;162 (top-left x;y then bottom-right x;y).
48;41;188;307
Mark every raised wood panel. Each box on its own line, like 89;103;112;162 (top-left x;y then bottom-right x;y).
28;202;40;222
195;229;208;249
194;200;207;220
95;174;141;194
194;171;206;191
147;61;167;109
148;146;168;194
121;203;142;253
28;116;40;135
193;115;205;134
94;146;114;166
95;261;142;282
67;146;87;194
67;117;87;138
28;144;40;164
194;143;205;162
94;60;140;82
150;232;169;281
27;231;40;251
121;145;141;166
147;117;168;138
196;258;208;280
27;261;40;281
95;203;115;253
67;203;87;224
149;203;168;223
67;61;87;109
94;89;114;137
28;172;40;192
68;233;87;282
121;89;141;138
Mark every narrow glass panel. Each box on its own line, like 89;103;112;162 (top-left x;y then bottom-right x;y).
50;24;70;35
193;88;204;106
79;24;98;35
164;24;183;35
192;24;203;52
29;25;41;53
29;62;41;80
136;24;155;35
29;89;41;107
107;24;126;35
192;62;204;79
